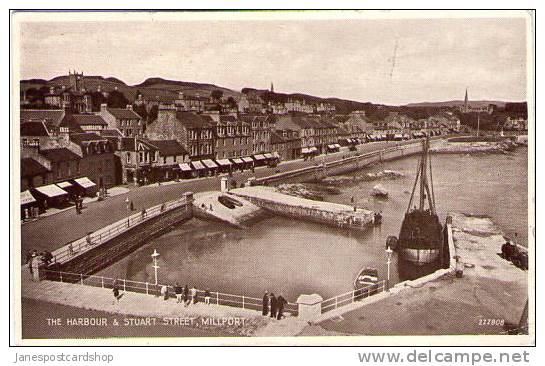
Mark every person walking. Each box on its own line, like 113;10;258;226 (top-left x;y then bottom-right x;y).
130;200;134;211
204;289;211;305
112;279;120;304
160;284;169;301
276;295;287;320
183;285;189;306
269;293;277;319
262;291;269;316
174;283;182;303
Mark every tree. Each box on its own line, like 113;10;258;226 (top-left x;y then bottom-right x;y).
148;105;158;123
107;90;130;108
226;96;237;108
90;91;107;111
211;89;223;101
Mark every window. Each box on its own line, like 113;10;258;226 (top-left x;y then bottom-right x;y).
163;156;167;164
173;155;177;162
139;152;144;163
126;152;131;163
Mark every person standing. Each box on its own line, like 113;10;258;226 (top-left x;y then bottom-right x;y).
183;284;189;306
204;289;211;305
262;291;269;316
190;286;197;304
161;284;169;301
174;283;182;303
276;295;287;320
269;293;277;319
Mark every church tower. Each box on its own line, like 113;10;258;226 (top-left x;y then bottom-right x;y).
69;70;84;92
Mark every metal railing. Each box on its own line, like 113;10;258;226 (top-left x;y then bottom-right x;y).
321;280;386;314
40;269;298;316
51;197;191;265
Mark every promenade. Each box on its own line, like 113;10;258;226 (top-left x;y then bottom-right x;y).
20;140;404;256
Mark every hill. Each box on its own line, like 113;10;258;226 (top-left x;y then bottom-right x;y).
406;100;507;108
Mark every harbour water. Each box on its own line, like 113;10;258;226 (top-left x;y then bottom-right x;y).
98;148;528;302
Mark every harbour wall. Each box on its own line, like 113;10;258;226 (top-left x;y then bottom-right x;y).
45;196;194;278
255;139;435;186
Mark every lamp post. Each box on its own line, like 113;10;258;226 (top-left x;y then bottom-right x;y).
151;249;160;285
385;246;393;291
125;197;130;227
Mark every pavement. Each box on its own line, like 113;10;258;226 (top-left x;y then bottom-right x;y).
21;269;273;337
20;140;406;256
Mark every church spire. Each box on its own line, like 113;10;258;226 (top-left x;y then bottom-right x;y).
270;82;274;93
464;88;468;106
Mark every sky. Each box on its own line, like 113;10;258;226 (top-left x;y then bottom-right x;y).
17;13;529;105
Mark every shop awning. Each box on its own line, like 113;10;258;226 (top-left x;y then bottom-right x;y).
35;184;68;198
56;181;73;189
301;147;310;154
253;154;266;161
241;157;254;163
202;159;218;169
191;161;206;170
21;190;36;205
216;159;232;166
178;163;192;172
328;144;336;149
74;177;96;189
231;158;244;165
334;143;341;148
272;152;280;158
263;153;274;159
309;147;318;152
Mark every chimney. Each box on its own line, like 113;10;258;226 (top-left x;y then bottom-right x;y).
100;103;108;112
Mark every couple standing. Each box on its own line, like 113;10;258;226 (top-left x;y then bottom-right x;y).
262;291;287;320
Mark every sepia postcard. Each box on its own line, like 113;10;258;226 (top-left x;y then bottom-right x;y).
11;9;535;346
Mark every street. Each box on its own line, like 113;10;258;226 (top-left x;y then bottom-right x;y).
20;140;411;256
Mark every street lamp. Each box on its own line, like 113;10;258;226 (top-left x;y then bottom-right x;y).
125;197;130;227
151;249;160;285
385;246;393;291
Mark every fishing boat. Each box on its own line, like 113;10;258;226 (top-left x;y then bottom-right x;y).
397;137;443;265
217;195;236;209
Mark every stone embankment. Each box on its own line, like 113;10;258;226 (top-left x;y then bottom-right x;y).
431;138;519;154
192;192;266;228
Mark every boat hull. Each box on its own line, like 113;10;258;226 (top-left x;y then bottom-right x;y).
398;247;440;266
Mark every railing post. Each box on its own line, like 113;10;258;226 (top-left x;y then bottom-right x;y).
335;296;338;309
80;273;83;285
123;279;126;292
242;295;245;309
216;292;219;305
101;277;104;288
146;282;149;295
59;272;63;283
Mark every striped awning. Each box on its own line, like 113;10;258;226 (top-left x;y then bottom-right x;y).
253;154;266;161
191;161;206;170
216;159;232;166
334;144;341;148
263;153;274;159
301;147;310;154
231;158;244;165
178;163;192;171
35;184;68;198
328;144;336;149
309;147;318;152
74;177;96;189
21;190;36;205
241;157;254;163
202;159;218;168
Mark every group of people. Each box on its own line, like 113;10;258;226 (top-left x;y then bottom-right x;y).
262;291;288;320
168;283;206;306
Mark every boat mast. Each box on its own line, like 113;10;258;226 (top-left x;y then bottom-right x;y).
406;137;436;215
